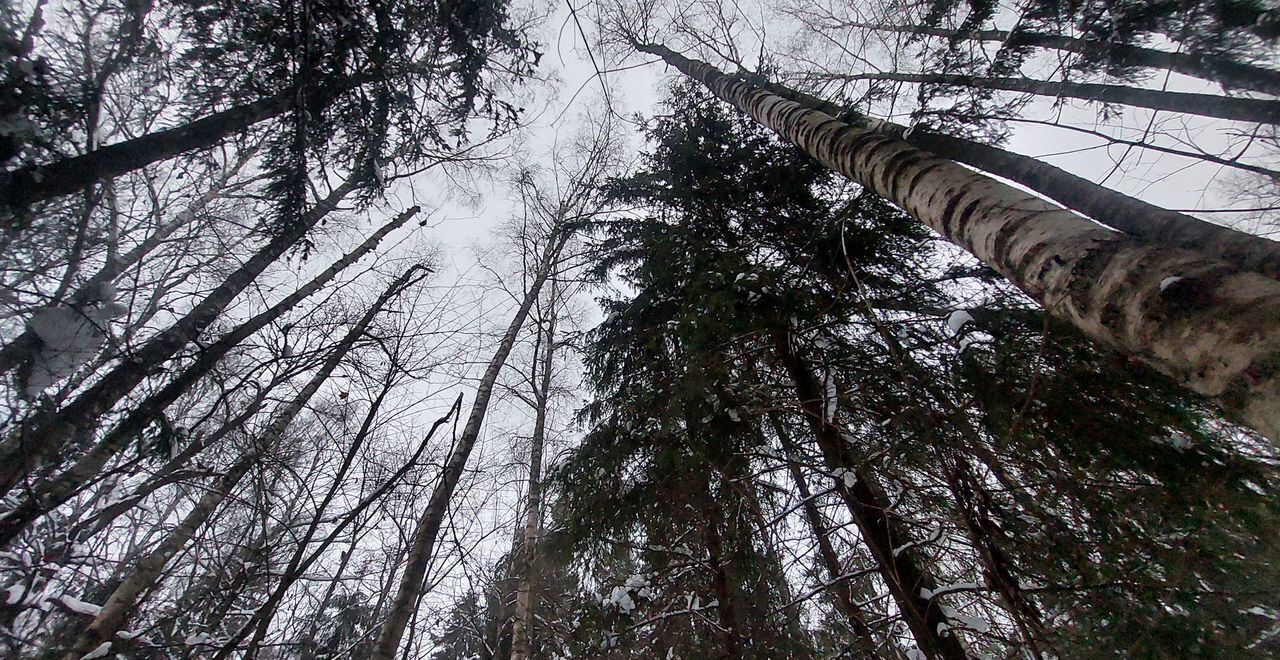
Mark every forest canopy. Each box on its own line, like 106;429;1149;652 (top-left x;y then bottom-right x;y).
0;0;1278;658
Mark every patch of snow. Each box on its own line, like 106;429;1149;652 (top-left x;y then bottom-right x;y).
945;310;974;334
57;595;102;616
185;632;216;645
80;642;112;660
5;584;24;605
1159;276;1185;292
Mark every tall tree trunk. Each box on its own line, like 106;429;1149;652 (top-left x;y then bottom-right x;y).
0;94;290;222
772;330;968;660
637;42;1280;442
53;266;424;659
840;22;1280;96
749;74;1280;280
770;415;883;659
835;70;1280;124
699;475;745;659
942;460;1047;658
0;204;420;547
369;231;567;660
510;281;559;660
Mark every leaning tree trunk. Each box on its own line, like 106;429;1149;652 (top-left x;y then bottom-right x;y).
55;266;424;660
0;205;420;548
840;22;1280;96
835;70;1280;124
510;281;559;660
749;74;1280;280
638;42;1280;442
0;94;290;222
773;330;968;660
369;231;567;660
770;415;883;659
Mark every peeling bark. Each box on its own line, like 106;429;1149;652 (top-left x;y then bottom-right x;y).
752;76;1280;280
639;42;1280;442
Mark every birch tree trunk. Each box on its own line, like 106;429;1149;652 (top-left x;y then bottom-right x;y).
638;42;1280;443
837;22;1280;96
54;265;425;659
835;71;1280;124
773;330;968;660
510;280;559;660
0;205;421;548
369;230;567;660
0;147;259;374
750;75;1280;280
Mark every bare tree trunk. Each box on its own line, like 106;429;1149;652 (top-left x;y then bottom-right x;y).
0;95;289;222
510;281;559;660
772;330;968;660
54;265;426;659
637;42;1280;442
370;231;567;660
770;415;883;659
835;70;1280;124
0;204;420;547
750;75;1280;280
839;22;1280;96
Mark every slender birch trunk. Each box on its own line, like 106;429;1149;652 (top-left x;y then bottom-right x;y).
638;42;1280;442
55;266;424;659
510;281;559;660
369;230;567;660
770;415;883;659
772;330;968;660
840;22;1280;96
0;205;420;547
750;75;1280;280
835;70;1280;124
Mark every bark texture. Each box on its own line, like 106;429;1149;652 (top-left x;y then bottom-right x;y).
749;74;1280;280
0;204;419;548
370;231;567;660
56;266;422;659
837;70;1280;124
640;42;1280;442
